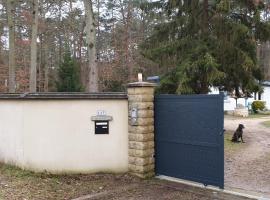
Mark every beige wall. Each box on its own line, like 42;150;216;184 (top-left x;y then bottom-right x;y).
0;99;128;173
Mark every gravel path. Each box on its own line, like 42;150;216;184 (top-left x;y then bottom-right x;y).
224;116;270;198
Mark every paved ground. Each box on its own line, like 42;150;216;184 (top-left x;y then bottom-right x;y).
224;116;270;198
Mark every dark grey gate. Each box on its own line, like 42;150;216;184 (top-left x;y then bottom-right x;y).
155;94;224;188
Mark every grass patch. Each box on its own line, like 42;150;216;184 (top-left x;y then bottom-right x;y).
0;163;38;178
0;163;136;200
0;163;60;180
261;120;270;128
248;113;270;118
0;192;3;200
225;113;270;119
224;131;243;153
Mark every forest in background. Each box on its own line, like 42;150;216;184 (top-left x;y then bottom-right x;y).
0;0;160;93
0;0;270;96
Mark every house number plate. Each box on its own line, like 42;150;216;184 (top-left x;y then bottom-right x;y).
97;110;106;116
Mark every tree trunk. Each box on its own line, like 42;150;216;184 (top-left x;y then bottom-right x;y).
97;0;100;58
38;34;42;92
69;0;73;11
6;0;16;93
44;38;49;92
120;0;133;81
126;0;133;81
83;0;98;92
202;0;209;35
44;49;49;92
58;1;63;65
30;0;39;92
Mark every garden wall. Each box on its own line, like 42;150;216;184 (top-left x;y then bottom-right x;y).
0;93;129;173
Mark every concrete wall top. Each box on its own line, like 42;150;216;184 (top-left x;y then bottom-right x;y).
0;92;127;100
128;82;156;88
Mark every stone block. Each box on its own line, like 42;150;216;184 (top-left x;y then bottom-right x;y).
128;118;154;126
129;149;154;158
128;110;154;118
128;125;154;134
128;102;154;110
128;94;154;103
128;87;155;95
129;133;154;142
128;164;154;173
129;156;154;166
137;110;154;118
129;141;154;150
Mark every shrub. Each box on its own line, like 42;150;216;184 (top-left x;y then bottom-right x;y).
251;101;266;113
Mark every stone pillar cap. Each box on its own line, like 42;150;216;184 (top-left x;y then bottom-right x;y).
128;82;157;88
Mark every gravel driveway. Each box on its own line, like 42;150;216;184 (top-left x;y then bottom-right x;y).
224;116;270;198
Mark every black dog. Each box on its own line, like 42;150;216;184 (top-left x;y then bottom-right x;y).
231;124;245;143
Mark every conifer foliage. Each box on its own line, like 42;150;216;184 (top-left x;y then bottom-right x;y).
56;52;83;92
142;0;270;96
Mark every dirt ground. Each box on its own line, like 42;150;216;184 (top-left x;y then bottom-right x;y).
0;164;253;200
224;116;270;198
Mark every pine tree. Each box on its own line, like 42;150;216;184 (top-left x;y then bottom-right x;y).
142;0;270;96
56;51;83;92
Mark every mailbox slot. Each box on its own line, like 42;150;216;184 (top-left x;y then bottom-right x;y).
95;121;109;134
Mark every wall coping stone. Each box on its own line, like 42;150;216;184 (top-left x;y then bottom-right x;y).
128;82;156;88
0;92;128;100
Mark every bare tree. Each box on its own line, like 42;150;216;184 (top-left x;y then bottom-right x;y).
0;0;158;93
30;0;39;92
83;0;98;92
6;0;16;92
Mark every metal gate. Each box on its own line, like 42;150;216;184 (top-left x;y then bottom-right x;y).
155;94;224;188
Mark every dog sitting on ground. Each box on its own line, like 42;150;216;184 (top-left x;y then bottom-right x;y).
231;124;245;143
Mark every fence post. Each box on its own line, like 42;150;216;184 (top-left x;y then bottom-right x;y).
127;82;156;178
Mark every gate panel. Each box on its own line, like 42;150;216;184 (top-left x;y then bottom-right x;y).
155;94;224;188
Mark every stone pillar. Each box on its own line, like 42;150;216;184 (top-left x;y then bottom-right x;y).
127;82;156;178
